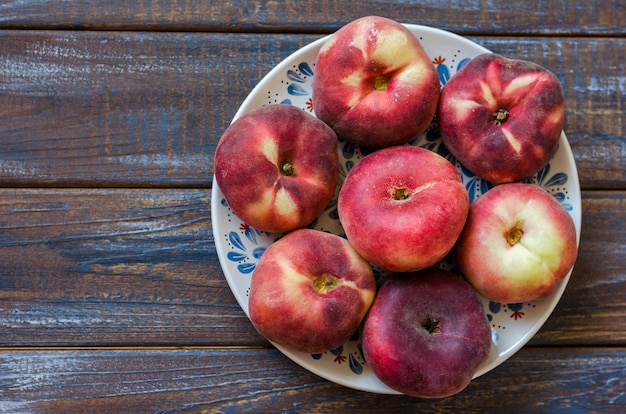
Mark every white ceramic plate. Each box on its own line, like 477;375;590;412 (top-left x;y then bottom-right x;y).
211;24;582;394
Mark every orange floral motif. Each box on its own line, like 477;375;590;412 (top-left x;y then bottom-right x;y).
433;56;446;65
240;223;250;231
306;97;314;112
511;310;525;320
333;354;347;364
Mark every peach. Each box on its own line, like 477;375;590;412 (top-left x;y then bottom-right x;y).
312;16;440;148
456;183;578;303
214;104;339;233
438;53;565;184
337;145;469;272
248;228;376;354
363;268;492;398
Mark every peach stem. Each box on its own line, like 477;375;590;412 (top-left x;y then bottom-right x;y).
493;108;510;125
280;160;294;176
506;227;524;246
373;75;389;91
313;273;343;294
391;187;411;200
421;316;440;335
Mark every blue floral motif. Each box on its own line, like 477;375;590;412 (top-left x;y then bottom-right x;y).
525;163;572;211
227;251;247;262
224;207;269;274
532;163;552;185
457;57;471;71
226;230;265;274
545;173;568;187
420;126;440;152
228;231;246;251
287;84;308;96
298;62;314;77
286;62;314;97
242;225;258;245
464;174;496;203
309;328;366;375
330;345;344;357
437;64;450;85
287;69;306;83
349;354;364;375
487;301;527;323
425;124;440;143
432;56;449;85
325;196;340;221
342;140;358;161
434;55;471;86
348;330;366;375
489;301;502;314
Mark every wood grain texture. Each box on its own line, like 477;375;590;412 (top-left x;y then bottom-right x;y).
0;0;624;36
531;191;626;345
0;31;321;187
0;188;263;346
1;32;624;189
1;189;624;347
1;347;624;413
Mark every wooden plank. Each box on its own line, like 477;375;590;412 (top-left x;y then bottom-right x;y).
0;31;321;187
1;347;624;412
0;1;624;36
0;189;624;347
532;190;626;345
0;188;263;346
0;31;624;189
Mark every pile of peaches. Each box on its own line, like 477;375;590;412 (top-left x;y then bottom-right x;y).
214;16;578;398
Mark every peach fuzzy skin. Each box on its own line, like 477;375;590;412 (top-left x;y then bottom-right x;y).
338;145;469;272
456;183;578;304
248;228;376;354
214;104;339;233
362;268;492;398
312;16;440;148
438;53;565;184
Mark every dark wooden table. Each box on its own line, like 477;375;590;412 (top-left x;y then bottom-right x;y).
1;1;624;412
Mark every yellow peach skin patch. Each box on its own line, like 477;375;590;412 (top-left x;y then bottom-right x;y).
245;188;276;223
479;80;498;107
259;136;279;165
447;97;482;124
545;105;565;127
502;73;538;99
274;187;298;217
371;30;414;66
244;187;297;225
502;128;522;153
